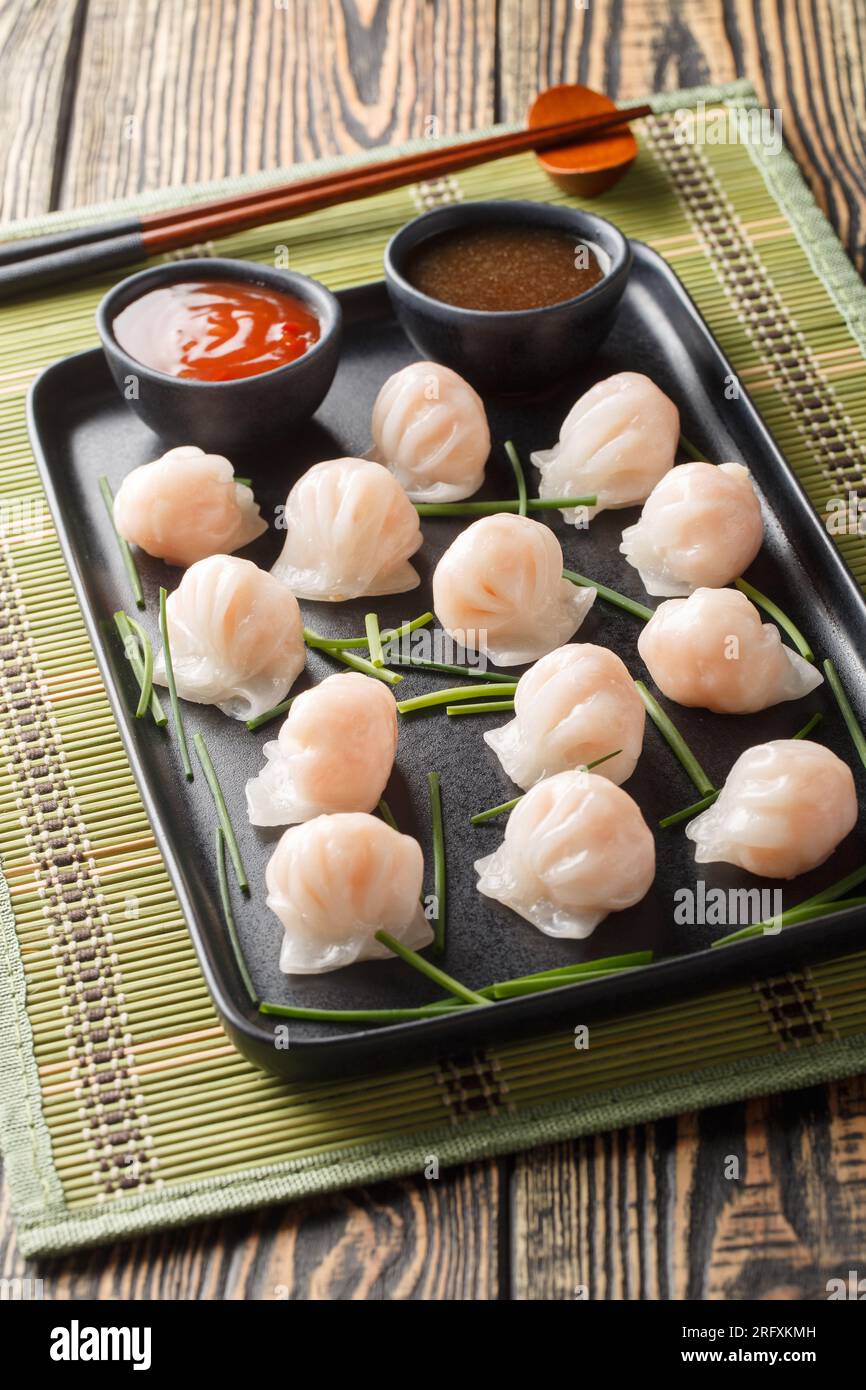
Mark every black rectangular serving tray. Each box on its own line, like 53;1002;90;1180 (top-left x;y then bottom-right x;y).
27;242;866;1079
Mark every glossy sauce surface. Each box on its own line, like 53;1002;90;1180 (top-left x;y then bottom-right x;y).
406;225;604;311
112;279;321;381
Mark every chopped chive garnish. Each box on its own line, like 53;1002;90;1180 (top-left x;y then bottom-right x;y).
635;681;715;796
470;749;621;824
113;612;167;726
159;587;192;778
215;827;257;1005
380;612;436;645
415;496;596;516
485;950;653;992
735;578;814;662
446;699;515;715
678;433;711;463
583;748;623;773
99;475;145;609
427;772;446;954
245;696;296;732
365;612;384;667
711;862;866;946
304;612;434;652
193;731;248;894
374;929;490;1006
793;711;823;740
234;477;252;486
795;862;866;912
259;1001;462;1023
563;569;654;622
387;657;514;682
323;646;403;685
123;614;154;719
258;950;656;1023
711;896;866;947
659;790;718;829
471;795;522;826
377;797;399;831
487;967;641;999
504;439;527;516
823;657;866;771
398;683;517;714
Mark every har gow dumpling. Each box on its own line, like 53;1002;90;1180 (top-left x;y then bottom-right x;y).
153;554;305;721
369;361;490;502
485;643;645;790
686;740;857;879
266;812;431;973
113;445;267;567
246;673;398;826
475;770;655;939
531;372;679;523
271;457;422;601
637;587;823;714
432;514;595;667
620;462;763;597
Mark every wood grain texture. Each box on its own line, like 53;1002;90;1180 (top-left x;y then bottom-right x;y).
0;1159;503;1299
0;0;85;220
498;0;866;269
2;0;866;1300
511;1077;866;1300
54;0;497;207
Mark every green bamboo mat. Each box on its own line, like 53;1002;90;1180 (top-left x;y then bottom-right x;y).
3;80;866;1256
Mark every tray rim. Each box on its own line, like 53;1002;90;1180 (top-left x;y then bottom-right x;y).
24;239;866;1076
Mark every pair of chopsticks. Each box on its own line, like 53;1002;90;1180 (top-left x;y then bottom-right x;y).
0;103;650;301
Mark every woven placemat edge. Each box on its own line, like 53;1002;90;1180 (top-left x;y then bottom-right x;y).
731;99;866;358
14;1033;866;1257
0;853;68;1233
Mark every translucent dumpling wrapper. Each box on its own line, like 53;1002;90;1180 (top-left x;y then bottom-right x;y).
530;371;680;524
266;812;432;974
620;462;764;597
368;361;491;502
484;643;645;790
153;554;305;721
112;445;267;567
432;514;595;667
686;740;857;879
475;770;655;939
637;587;823;714
246;673;398;826
270;457;423;601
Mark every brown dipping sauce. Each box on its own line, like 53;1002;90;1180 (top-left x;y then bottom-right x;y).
112;279;321;381
406;225;604;311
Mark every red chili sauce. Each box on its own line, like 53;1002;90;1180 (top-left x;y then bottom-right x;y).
112;279;321;381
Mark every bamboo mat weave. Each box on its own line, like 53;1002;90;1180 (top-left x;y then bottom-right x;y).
4;81;866;1255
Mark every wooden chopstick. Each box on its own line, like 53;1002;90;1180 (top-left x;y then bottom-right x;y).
0;103;650;299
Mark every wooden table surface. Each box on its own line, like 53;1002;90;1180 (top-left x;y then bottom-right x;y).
2;0;865;1300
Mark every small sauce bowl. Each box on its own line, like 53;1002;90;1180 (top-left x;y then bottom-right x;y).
96;258;342;454
384;200;631;396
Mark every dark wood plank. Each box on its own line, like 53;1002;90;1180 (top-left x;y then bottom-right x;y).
498;0;866;271
55;0;498;207
0;0;84;220
512;1077;866;1300
0;1158;504;1299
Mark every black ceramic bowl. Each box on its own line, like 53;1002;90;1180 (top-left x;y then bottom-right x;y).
384;200;632;395
96;258;342;454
